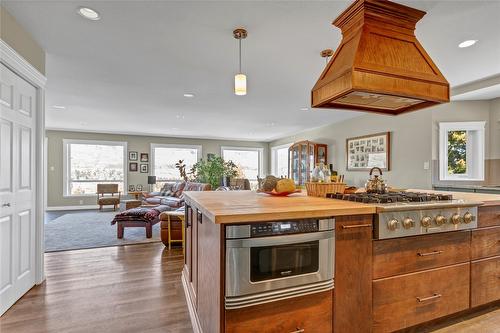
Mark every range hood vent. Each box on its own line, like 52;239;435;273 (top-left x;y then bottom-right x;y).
311;0;449;115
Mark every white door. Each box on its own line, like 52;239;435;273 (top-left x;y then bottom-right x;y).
0;62;37;315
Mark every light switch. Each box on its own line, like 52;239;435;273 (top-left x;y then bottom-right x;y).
423;161;430;170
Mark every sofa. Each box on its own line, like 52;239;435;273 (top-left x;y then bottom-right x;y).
142;181;211;209
142;181;211;246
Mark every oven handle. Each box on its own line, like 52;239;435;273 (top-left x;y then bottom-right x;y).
225;230;334;248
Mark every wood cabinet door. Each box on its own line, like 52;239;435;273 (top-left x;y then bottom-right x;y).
185;205;193;275
189;208;199;306
478;206;500;228
197;213;223;333
471;255;500;307
373;231;471;279
335;215;373;333
471;226;500;260
225;290;333;333
373;263;470;333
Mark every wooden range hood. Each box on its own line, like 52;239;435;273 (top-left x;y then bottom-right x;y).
311;0;449;115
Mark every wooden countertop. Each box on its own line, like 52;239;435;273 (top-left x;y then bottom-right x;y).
407;188;500;207
184;191;376;224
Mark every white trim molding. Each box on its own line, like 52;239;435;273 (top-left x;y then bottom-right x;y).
270;143;292;177
46;205;100;211
150;143;202;181
439;121;486;181
1;38;47;285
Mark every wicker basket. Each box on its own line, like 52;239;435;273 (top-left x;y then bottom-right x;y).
305;182;346;197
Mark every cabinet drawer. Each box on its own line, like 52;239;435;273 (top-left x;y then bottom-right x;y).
471;226;500;260
471;256;500;307
373;263;470;333
478;206;500;228
225;290;333;333
373;231;470;279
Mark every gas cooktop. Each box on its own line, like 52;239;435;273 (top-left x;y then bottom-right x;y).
326;191;483;239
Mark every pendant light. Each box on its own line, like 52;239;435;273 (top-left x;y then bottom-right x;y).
233;28;247;96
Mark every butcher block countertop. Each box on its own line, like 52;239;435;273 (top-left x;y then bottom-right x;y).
184;191;376;224
407;188;500;206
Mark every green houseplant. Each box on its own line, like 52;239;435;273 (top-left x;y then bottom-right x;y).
189;156;239;189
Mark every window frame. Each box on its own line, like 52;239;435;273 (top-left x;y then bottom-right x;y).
150;143;202;182
438;121;485;181
220;146;264;180
63;139;128;197
271;143;292;177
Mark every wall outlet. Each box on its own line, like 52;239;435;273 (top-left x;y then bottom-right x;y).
423;161;430;170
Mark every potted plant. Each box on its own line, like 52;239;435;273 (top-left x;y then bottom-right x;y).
189;156;239;190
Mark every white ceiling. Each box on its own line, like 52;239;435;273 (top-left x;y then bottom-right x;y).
4;0;500;141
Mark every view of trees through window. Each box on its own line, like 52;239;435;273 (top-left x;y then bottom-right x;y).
274;146;289;178
68;143;125;195
447;130;467;175
222;148;261;189
153;146;199;189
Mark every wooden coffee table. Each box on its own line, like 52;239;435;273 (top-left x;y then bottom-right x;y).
119;199;142;211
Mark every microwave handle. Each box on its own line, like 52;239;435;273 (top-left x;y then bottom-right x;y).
226;230;334;248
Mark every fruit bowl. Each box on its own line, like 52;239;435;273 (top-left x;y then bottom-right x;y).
258;189;302;196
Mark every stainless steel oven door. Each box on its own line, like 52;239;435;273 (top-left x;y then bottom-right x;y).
225;230;334;298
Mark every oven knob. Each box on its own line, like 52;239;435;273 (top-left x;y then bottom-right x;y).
435;215;446;226
463;212;474;224
450;213;462;225
402;217;415;229
421;216;432;228
387;219;400;231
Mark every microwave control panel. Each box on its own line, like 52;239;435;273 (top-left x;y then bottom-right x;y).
250;220;318;237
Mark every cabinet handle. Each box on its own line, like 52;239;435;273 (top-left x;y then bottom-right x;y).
341;223;372;229
197;211;202;224
417;250;443;257
416;293;442;303
185;205;191;228
289;329;305;333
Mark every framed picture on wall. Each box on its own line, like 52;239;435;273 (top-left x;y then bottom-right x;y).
129;162;138;172
136;184;143;191
140;164;149;173
346;132;391;171
129;151;138;161
128;185;135;192
140;153;149;162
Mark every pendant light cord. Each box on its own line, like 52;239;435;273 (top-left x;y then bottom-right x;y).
239;38;242;73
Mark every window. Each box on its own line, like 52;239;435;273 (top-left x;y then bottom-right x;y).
271;143;291;177
439;122;485;181
151;144;201;189
63;139;127;196
221;146;264;188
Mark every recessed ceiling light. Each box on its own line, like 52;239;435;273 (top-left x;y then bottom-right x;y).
176;114;185;120
300;107;309;111
183;93;195;98
77;7;100;21
458;40;478;48
51;105;66;110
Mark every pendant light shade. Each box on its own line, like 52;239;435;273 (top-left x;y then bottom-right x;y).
233;28;247;96
234;73;247;96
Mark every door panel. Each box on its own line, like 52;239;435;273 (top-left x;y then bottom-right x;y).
0;119;13;192
0;215;13;293
0;62;37;315
18;126;31;190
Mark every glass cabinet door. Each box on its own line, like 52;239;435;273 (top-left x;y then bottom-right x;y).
290;146;299;184
300;143;308;185
309;143;315;181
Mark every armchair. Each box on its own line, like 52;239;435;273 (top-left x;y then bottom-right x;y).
97;184;121;211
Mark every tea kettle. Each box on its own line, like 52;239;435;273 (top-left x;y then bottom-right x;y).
365;167;387;194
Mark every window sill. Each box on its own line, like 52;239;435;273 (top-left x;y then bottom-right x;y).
439;178;485;182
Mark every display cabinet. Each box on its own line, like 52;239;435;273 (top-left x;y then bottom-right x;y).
288;141;328;186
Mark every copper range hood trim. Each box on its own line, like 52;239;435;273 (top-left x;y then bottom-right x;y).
311;0;450;115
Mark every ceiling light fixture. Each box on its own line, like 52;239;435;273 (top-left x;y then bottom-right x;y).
77;7;100;21
300;107;309;111
233;28;248;96
458;40;478;48
183;93;195;98
51;105;66;110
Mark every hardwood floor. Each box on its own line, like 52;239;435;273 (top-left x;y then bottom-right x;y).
1;242;498;333
0;243;192;333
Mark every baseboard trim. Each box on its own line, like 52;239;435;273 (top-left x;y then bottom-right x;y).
46;205;99;211
182;268;202;333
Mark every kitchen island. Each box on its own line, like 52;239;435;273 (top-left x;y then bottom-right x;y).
182;190;500;333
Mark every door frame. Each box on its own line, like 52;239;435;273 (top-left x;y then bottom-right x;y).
1;39;47;284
